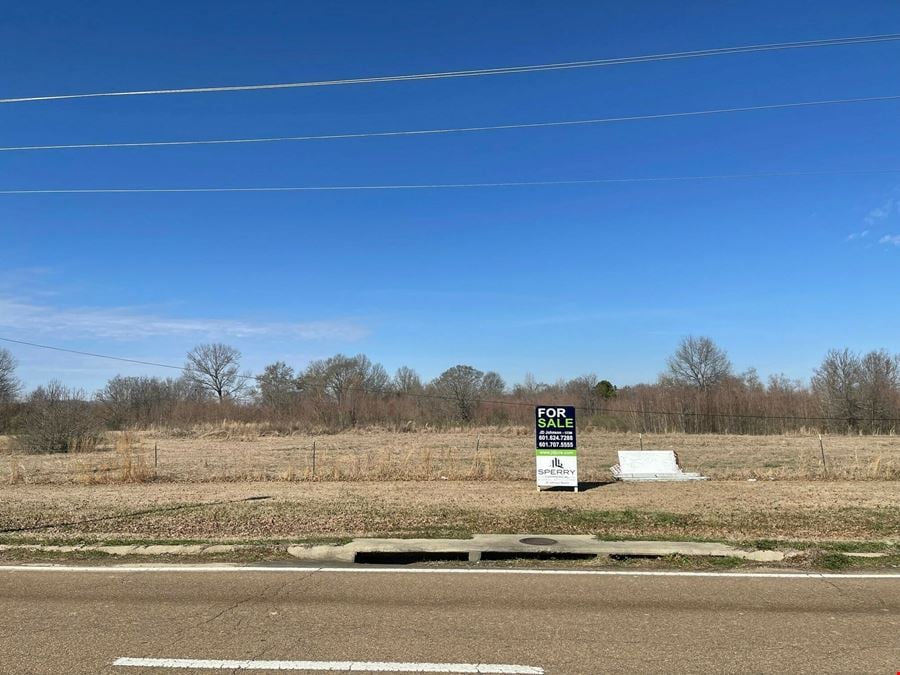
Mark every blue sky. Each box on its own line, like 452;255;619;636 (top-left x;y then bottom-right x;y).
2;1;900;392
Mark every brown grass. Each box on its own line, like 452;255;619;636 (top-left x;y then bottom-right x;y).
2;426;895;545
1;480;897;543
6;460;25;485
69;432;155;485
0;425;897;484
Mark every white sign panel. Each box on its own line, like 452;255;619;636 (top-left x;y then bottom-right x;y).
617;450;679;474
535;453;579;487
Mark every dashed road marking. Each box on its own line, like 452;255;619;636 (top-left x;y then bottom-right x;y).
112;657;545;673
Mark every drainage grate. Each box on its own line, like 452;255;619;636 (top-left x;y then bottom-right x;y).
519;537;559;546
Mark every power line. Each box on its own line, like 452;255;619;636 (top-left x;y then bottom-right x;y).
3;335;900;423
3;93;899;153
3;169;900;196
0;336;185;372
3;33;899;105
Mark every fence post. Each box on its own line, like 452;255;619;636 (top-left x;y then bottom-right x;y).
312;440;316;478
817;433;828;474
154;443;158;468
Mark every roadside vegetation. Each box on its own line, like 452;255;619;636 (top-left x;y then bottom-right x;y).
1;337;899;448
3;426;898;485
2;481;897;543
1;338;897;550
0;335;898;485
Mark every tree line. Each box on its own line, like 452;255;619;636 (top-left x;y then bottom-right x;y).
1;336;899;452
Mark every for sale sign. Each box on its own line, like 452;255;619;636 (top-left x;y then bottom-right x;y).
535;405;578;490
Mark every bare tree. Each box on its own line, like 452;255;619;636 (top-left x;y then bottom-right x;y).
767;373;802;393
738;367;763;391
812;349;863;430
256;362;299;415
21;381;102;454
430;365;484;422
393;366;423;395
304;354;389;404
0;348;20;404
664;336;732;391
858;350;900;431
480;371;506;398
299;354;390;425
512;373;548;398
184;343;246;402
566;374;601;413
96;375;190;428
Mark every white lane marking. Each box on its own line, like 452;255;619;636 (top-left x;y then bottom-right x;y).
112;657;544;673
0;564;898;579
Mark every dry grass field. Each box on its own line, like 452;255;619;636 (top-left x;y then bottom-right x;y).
1;480;897;544
2;425;899;484
2;426;897;545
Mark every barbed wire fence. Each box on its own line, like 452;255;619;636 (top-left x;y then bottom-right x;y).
4;410;898;485
1;336;899;483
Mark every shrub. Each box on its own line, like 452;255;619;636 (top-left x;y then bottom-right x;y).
18;381;103;454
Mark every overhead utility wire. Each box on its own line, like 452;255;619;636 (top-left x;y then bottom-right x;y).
3;169;900;195
0;337;186;372
2;336;897;423
2;33;899;104
3;93;899;153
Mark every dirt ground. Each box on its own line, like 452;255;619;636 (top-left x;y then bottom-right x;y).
3;427;899;483
1;480;897;544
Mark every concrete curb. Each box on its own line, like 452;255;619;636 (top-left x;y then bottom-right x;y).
287;534;795;563
2;539;889;563
0;543;250;556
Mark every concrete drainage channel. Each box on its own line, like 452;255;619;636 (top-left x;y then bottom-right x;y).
0;536;795;563
8;536;891;564
287;535;793;564
357;536;594;565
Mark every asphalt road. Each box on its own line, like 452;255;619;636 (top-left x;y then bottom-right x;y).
0;565;898;674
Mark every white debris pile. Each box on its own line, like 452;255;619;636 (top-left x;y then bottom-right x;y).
610;450;707;481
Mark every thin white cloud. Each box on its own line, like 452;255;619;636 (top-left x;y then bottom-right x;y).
845;229;870;241
864;198;894;225
0;297;368;341
878;234;900;247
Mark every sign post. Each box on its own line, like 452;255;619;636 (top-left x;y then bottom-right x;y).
535;405;578;491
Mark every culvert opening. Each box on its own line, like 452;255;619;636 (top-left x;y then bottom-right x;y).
353;551;601;565
354;551;469;565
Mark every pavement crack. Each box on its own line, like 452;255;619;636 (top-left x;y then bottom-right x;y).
197;595;255;627
161;573;319;654
820;577;854;603
274;569;320;600
163;586;267;651
838;579;891;612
